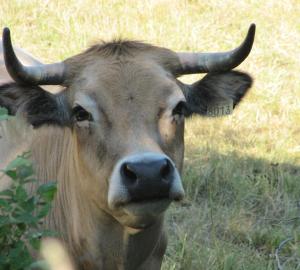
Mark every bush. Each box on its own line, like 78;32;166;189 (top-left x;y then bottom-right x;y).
0;107;57;270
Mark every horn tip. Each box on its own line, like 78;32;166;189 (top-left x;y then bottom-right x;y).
3;27;10;36
2;27;11;41
249;23;256;35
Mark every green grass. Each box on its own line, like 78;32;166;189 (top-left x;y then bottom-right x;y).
1;0;299;269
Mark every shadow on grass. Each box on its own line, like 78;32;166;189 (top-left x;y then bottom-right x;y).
163;146;300;270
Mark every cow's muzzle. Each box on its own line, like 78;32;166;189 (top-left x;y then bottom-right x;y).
108;152;184;213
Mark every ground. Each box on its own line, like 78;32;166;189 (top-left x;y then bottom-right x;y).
0;1;299;269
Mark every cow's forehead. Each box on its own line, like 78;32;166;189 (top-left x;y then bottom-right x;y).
72;57;184;113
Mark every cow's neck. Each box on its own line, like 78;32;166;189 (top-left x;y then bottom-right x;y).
60;208;166;270
87;211;166;270
122;221;167;270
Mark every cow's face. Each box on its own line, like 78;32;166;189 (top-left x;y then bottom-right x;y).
67;52;186;228
0;26;255;229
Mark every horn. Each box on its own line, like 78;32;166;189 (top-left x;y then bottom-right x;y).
2;27;66;85
176;24;256;75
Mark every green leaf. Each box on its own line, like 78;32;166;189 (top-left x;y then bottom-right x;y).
17;223;27;232
0;216;10;226
41;230;59;237
0;254;9;267
37;182;57;203
0;107;8;115
29;237;40;250
0;107;9;121
12;213;38;225
0;115;10;121
9;241;33;269
37;203;52;219
0;198;11;210
18;165;34;180
5;155;32;172
0;189;14;197
3;169;17;180
0;224;11;239
20;197;36;213
16;185;28;202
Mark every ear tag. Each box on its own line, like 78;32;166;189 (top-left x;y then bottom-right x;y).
207;99;233;117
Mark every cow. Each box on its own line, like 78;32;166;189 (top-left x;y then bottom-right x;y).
0;24;255;270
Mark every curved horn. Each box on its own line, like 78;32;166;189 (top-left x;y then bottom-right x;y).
176;24;256;75
2;27;66;85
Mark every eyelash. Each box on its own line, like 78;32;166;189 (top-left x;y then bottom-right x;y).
73;105;93;122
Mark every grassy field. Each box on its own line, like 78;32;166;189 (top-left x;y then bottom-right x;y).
1;0;299;269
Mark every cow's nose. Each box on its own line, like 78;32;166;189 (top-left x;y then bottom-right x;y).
108;152;184;209
120;157;174;202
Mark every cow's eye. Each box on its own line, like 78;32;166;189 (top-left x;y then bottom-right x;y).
172;101;187;117
73;105;93;122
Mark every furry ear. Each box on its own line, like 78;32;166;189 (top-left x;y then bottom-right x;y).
183;71;253;116
0;83;70;127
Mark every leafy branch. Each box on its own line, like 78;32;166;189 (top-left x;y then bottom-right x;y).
0;108;57;270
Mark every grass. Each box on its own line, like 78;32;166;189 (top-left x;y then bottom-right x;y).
1;0;300;269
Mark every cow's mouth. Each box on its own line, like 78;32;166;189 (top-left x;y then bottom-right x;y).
122;197;172;217
130;194;171;204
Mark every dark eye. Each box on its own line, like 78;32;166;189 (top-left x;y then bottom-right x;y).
172;101;187;117
73;105;93;122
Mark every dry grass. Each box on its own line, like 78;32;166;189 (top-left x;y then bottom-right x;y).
0;0;299;269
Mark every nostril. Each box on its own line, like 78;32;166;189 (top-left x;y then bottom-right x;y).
121;163;138;183
160;159;172;179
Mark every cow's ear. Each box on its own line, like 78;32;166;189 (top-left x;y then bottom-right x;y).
183;71;253;117
0;83;70;127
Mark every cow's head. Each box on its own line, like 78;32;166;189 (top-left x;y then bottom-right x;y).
0;25;255;229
